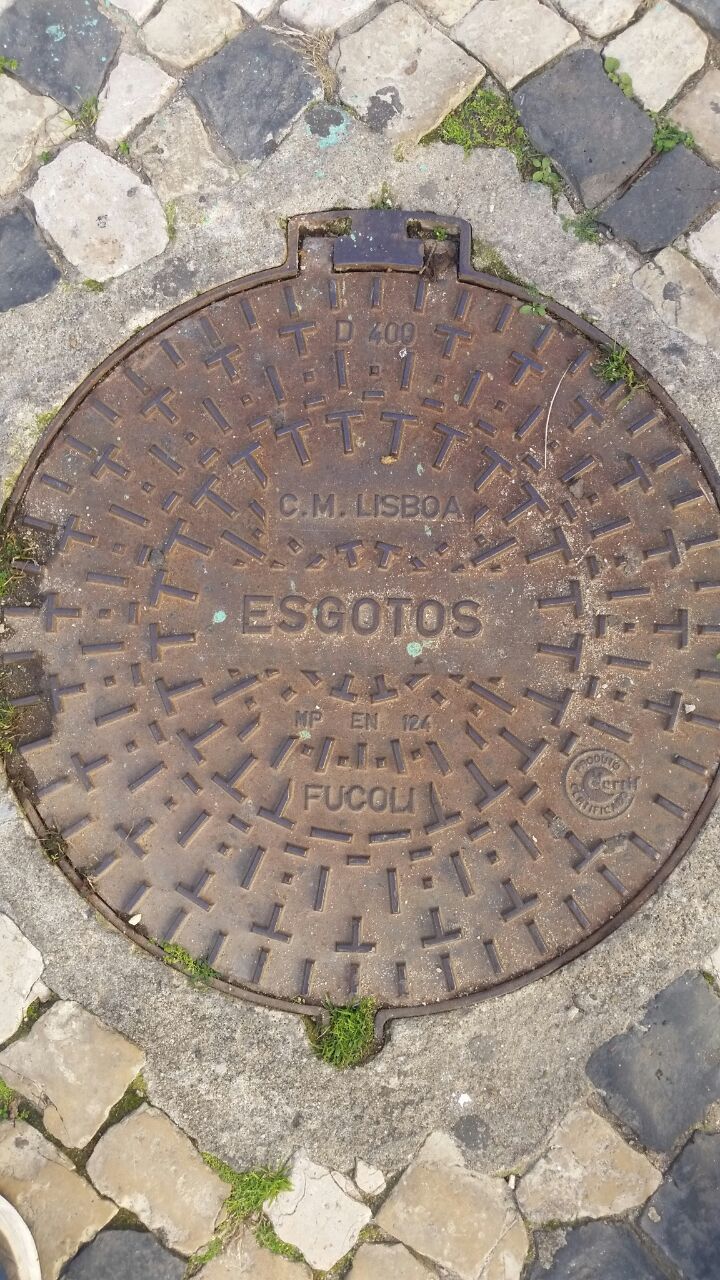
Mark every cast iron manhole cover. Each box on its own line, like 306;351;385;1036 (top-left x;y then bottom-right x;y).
3;211;720;1019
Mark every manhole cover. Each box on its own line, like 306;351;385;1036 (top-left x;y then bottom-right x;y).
3;210;720;1018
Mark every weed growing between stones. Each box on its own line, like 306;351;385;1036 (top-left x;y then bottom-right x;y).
159;941;218;982
595;343;643;394
0;56;18;74
308;997;376;1068
604;56;633;98
520;301;548;317
424;88;562;198
0;697;19;755
652;115;695;153
82;278;104;292
186;1157;302;1272
562;212;601;244
0;531;29;597
0;1079;15;1118
370;182;396;209
165;201;178;240
117;140;130;156
40;829;67;863
71;97;99;129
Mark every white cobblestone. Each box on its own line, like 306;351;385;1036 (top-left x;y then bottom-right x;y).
108;0;158;20
634;245;720;353
453;0;580;90
555;0;641;37
265;1151;371;1271
29;142;169;281
97;53;176;147
604;2;708;113
133;97;232;200
671;68;720;168
332;3;485;143
418;0;476;24
687;211;720;290
0;914;44;1043
279;0;378;35
143;0;244;69
0;77;71;198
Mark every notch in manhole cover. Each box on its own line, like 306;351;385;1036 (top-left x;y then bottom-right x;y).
2;210;719;1021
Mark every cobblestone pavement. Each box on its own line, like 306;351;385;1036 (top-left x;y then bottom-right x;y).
1;0;720;1277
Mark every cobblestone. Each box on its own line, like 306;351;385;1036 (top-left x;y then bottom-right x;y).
555;0;642;37
354;1157;386;1195
86;1104;227;1255
603;2;708;113
517;1104;661;1224
0;913;44;1040
0;0;120;111
600;145;720;252
143;0;244;70
29;141;169;280
64;1229;185;1280
418;0;476;24
515;49;654;206
265;1152;371;1271
133;97;232;200
96;52;176;148
586;973;720;1152
0;1121;115;1280
640;1132;720;1280
688;210;720;288
528;1220;668;1279
0;76;71;198
197;1226;312;1277
674;0;720;35
0;1000;144;1149
278;0;379;35
453;0;579;90
634;246;720;352
331;2;485;142
348;1242;434;1279
109;0;157;20
376;1138;528;1280
670;68;720;168
187;28;322;163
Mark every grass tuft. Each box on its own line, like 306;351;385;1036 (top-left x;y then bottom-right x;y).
159;941;218;982
41;829;67;863
0;56;18;74
604;56;634;97
187;1156;297;1272
117;139;130;156
562;211;601;244
0;531;30;597
652;115;695;153
0;698;19;755
309;997;376;1068
72;96;99;128
254;1217;304;1260
370;182;395;210
425;87;562;196
0;1079;15;1119
594;343;643;393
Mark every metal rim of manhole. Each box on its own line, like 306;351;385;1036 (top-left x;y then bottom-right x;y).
2;209;720;1030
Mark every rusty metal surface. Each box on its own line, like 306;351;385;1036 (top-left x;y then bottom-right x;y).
3;210;720;1016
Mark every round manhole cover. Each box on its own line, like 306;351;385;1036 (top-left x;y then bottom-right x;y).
3;210;720;1018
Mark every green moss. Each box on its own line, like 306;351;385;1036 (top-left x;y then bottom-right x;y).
21;999;44;1031
38;150;52;165
652;115;695;153
0;1079;15;1119
0;56;18;74
186;1235;224;1274
604;56;634;98
370;182;395;209
254;1218;304;1260
34;406;60;434
82;279;104;293
594;343;643;393
425;87;562;195
562;211;601;244
117;140;131;156
308;997;376;1069
471;239;524;285
104;1074;147;1128
165;201;178;240
159;941;218;982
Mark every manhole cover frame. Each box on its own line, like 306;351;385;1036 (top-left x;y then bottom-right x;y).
3;208;720;1030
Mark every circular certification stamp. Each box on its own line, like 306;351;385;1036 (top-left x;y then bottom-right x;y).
565;749;638;820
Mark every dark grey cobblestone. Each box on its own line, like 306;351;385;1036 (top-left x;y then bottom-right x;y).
674;0;720;38
640;1132;720;1280
514;49;655;207
600;146;720;252
0;210;60;313
586;973;720;1153
187;27;322;164
0;0;120;111
62;1229;185;1280
528;1221;668;1280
